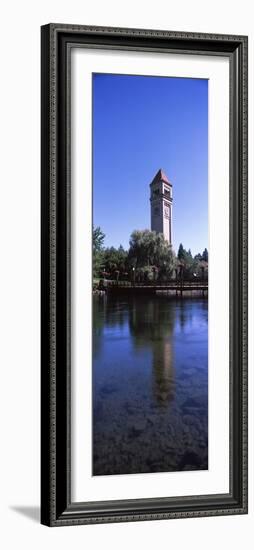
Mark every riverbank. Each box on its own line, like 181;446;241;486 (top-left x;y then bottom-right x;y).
107;285;208;298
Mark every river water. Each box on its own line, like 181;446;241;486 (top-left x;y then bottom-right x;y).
93;295;208;476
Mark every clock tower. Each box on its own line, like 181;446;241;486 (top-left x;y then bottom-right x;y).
150;169;173;245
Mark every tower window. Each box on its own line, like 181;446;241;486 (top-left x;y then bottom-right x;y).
164;205;169;218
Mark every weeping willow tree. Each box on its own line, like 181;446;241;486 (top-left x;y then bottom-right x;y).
128;229;175;281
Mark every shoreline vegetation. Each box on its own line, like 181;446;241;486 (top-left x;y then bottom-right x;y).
93;226;208;297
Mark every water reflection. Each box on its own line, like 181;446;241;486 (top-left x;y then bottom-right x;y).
92;295;208;476
128;299;175;405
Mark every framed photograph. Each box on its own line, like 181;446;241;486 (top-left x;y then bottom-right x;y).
41;24;248;526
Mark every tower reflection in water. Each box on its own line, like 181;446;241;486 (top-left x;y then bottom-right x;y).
128;297;175;406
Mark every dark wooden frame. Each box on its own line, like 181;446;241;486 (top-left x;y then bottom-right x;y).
41;23;248;526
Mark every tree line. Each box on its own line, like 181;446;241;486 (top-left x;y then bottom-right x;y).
93;226;208;283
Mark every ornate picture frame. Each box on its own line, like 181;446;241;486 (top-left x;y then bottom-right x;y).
41;23;248;526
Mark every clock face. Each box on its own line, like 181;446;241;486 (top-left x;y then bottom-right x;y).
164;205;169;218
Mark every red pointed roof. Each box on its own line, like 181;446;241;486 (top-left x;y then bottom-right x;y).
150;168;172;186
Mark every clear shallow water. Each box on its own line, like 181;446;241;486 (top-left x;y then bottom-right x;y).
93;295;208;476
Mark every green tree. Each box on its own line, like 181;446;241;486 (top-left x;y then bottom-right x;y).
194;252;202;262
93;226;105;278
93;226;105;253
184;249;194;275
128;229;175;280
177;244;198;279
104;245;128;277
202;248;208;262
177;243;185;260
177;244;192;262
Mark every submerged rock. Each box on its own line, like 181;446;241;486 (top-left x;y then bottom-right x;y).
131;420;147;435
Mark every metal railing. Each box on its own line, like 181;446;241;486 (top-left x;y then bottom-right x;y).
105;279;208;288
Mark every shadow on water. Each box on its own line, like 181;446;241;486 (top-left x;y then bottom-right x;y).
92;294;208;476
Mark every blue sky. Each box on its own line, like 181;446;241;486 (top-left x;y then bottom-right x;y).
93;73;208;256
